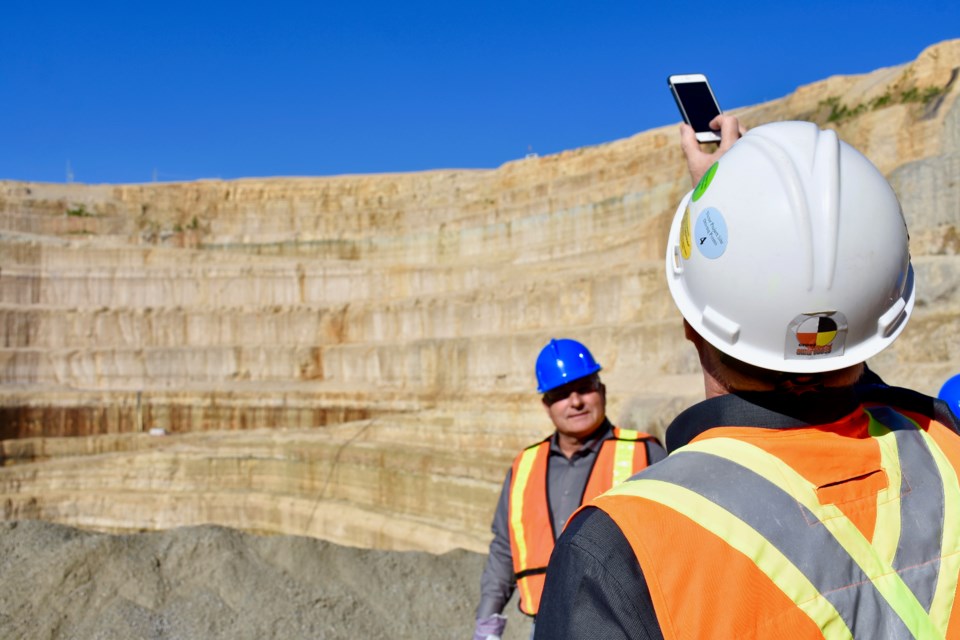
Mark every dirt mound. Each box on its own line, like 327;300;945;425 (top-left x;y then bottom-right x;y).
0;520;531;640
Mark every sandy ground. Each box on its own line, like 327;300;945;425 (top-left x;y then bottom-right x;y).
0;520;534;640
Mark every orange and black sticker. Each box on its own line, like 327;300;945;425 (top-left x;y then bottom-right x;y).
785;312;847;360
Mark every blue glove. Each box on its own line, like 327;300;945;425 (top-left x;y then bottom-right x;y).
473;613;507;640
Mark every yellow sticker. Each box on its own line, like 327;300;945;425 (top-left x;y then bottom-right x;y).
679;206;692;260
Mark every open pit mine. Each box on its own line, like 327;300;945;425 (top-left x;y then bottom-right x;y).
1;40;959;561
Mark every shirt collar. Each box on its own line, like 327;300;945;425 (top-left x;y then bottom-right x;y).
664;388;861;453
549;417;614;457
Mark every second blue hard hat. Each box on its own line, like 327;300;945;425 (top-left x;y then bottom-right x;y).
535;338;602;393
939;373;960;420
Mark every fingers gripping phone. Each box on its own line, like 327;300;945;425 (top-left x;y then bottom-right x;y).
668;74;722;143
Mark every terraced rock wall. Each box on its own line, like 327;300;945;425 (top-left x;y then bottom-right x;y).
1;40;958;553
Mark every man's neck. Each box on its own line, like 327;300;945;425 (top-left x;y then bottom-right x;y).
702;369;731;399
555;419;609;459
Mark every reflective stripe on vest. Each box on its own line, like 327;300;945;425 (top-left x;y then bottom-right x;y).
510;442;551;616
509;428;652;615
582;428;651;503
597;409;960;638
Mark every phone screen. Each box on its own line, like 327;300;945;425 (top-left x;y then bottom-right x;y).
674;82;721;133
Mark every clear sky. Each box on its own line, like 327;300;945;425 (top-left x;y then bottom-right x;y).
1;1;957;184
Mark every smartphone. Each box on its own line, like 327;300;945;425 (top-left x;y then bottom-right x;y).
668;74;722;143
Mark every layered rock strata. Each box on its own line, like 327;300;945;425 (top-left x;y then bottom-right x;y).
0;40;958;553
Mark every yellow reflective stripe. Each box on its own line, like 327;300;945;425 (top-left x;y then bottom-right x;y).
867;419;901;566
510;447;540;574
604;478;854;640
612;439;637;486
915;427;960;634
678;437;940;639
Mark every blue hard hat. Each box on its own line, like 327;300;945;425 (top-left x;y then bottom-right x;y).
535;338;602;393
938;373;960;420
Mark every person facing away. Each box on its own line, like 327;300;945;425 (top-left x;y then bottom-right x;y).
473;338;666;640
534;116;960;639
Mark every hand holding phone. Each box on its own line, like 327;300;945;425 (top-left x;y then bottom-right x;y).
668;74;722;144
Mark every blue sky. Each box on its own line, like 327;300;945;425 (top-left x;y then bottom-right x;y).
1;1;957;184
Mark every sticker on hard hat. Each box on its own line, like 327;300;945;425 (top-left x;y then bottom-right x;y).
679;206;692;260
694;208;727;259
692;162;718;202
785;312;848;360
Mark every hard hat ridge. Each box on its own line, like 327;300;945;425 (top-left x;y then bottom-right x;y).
740;124;842;291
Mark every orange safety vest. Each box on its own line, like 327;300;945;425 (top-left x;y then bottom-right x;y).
592;404;960;639
508;427;656;616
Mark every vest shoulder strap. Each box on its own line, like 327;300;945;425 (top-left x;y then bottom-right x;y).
610;427;655;442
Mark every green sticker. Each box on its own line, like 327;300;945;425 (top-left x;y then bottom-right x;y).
692;162;718;202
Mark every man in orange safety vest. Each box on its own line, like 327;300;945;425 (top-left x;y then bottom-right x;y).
473;338;665;640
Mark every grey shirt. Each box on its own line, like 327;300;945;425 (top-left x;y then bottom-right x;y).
476;419;667;619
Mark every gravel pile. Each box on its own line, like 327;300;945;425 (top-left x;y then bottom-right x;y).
0;520;531;639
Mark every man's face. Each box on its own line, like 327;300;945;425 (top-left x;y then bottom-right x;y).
542;375;607;440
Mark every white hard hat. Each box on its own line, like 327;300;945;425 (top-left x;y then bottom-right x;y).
665;121;914;374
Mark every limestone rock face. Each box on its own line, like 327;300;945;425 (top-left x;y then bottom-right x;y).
1;40;959;553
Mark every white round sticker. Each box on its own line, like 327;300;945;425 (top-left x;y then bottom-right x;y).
694;208;728;259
